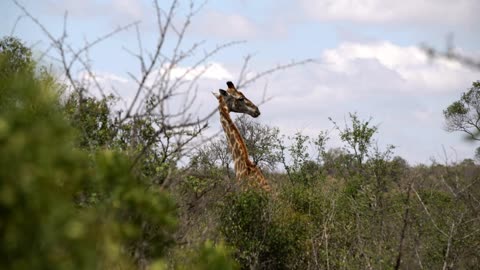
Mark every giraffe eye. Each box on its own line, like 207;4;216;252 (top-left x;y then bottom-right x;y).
238;97;245;101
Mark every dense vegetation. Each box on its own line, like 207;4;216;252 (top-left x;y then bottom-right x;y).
1;36;479;270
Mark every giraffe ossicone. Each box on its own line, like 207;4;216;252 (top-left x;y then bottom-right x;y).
214;81;270;192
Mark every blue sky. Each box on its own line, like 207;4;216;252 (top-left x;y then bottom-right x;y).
2;0;480;164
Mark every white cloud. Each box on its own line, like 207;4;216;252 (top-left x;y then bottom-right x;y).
65;42;478;164
73;62;234;115
320;41;477;94
145;62;233;88
172;62;233;81
80;62;232;84
80;71;129;84
260;41;477;119
252;41;478;163
191;8;292;40
299;0;479;26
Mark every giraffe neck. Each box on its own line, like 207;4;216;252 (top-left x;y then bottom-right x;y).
217;97;251;179
217;96;271;192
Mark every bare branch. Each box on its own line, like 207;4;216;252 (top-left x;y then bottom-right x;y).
422;44;480;71
124;0;178;120
236;58;316;90
10;15;25;36
412;185;448;237
394;181;413;270
422;34;480;72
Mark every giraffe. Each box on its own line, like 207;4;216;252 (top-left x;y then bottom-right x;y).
213;81;271;192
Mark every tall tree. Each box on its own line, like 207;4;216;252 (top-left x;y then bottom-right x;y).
444;81;480;160
444;81;480;141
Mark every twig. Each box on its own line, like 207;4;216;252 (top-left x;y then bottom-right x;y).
394;181;413;270
412;186;448;237
236;58;316;90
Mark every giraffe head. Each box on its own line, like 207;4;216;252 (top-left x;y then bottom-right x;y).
214;81;261;118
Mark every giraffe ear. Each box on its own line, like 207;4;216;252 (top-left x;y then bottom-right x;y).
212;91;220;98
219;89;228;96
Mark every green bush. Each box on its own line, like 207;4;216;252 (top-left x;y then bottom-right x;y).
219;189;309;269
171;241;239;270
0;38;177;269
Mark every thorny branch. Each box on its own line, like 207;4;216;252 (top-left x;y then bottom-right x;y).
421;35;480;71
12;0;313;180
394;181;413;270
14;0;139;96
413;186;448;237
236;57;316;90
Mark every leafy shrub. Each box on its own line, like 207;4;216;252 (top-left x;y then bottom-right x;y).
219;189;309;269
171;241;239;270
0;38;177;269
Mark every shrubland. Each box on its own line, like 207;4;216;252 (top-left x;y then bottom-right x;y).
1;35;479;269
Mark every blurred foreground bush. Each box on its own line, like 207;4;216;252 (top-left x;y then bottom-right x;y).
0;36;236;270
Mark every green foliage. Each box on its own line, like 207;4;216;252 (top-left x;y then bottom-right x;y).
181;174;219;199
0;52;98;270
235;115;281;170
174;241;239;270
445;101;468;115
63;91;176;186
331;112;378;166
313;130;329;164
2;36;479;270
280;182;322;216
219;190;309;269
192;241;239;270
0;36;34;77
63;92;116;150
289;132;311;173
190;115;281;176
342;174;363;197
276;131;329;185
0;36;178;269
189;136;233;175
